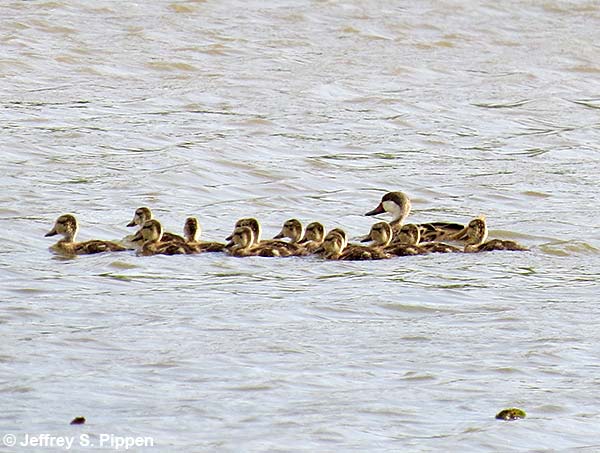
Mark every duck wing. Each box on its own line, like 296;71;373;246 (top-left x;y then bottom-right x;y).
478;239;528;252
75;240;127;254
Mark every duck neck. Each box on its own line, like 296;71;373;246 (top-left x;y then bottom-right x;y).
185;228;197;242
290;229;303;243
62;228;77;243
386;199;411;226
252;225;261;245
467;225;488;246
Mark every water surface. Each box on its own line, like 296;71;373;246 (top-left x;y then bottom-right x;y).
2;1;600;451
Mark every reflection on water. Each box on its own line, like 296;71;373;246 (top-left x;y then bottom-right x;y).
2;0;600;451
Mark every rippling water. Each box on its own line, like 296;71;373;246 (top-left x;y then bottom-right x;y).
2;1;600;451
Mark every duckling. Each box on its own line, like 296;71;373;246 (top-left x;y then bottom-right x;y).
420;241;462;253
362;222;425;256
314;229;347;257
365;191;464;242
126;207;185;245
183;217;225;253
227;226;287;257
297;221;325;253
273;218;322;255
132;219;194;256
45;214;127;256
273;219;304;243
393;223;422;247
318;231;345;260
340;243;389;261
365;221;460;255
328;228;348;250
319;229;388;261
455;216;529;253
398;223;461;253
227;218;303;256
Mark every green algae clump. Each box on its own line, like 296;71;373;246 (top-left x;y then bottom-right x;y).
495;408;526;420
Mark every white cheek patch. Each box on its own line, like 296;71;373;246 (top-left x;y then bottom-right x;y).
382;200;399;216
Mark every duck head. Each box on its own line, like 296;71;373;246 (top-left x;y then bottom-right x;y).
183;217;201;242
362;222;393;247
231;226;255;250
273;219;303;242
132;219;163;244
127;207;152;227
227;218;261;244
45;214;79;242
299;221;325;244
365;191;412;225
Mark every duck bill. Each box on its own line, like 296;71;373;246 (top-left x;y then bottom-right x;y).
45;227;58;237
358;234;372;243
126;219;137;227
365;203;385;216
273;231;285;239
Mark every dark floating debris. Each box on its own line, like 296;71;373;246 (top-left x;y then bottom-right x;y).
495;408;526;420
70;416;86;425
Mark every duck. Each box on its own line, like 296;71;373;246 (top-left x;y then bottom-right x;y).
314;229;344;257
340;243;389;261
227;226;291;257
126;207;185;245
227;218;304;256
183;217;226;253
132;219;195;256
397;223;461;253
363;222;460;255
318;231;346;260
318;229;389;261
365;191;465;242
273;218;324;255
45;214;127;256
361;222;425;256
273;219;304;243
297;221;325;253
328;228;348;249
453;216;529;253
420;241;462;253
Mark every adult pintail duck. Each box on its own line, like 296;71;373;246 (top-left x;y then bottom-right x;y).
297;221;325;253
132;219;194;256
45;214;127;256
227;226;291;257
126;207;185;245
183;217;225;252
227;218;303;256
455;216;529;252
365;191;464;242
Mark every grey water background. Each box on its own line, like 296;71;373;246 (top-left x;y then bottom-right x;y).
2;1;600;451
